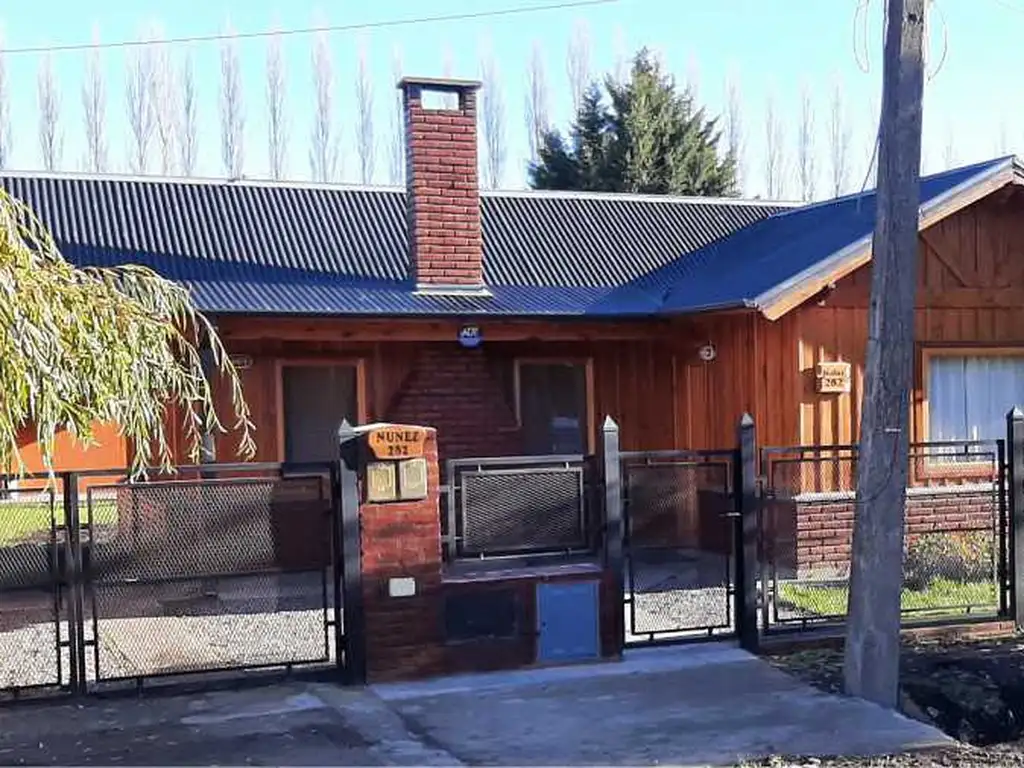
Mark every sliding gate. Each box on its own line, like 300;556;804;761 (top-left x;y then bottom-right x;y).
0;463;352;701
620;449;740;645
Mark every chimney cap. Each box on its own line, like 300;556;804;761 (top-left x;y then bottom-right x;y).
398;76;482;93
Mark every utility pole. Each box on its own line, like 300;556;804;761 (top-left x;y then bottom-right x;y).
843;0;926;709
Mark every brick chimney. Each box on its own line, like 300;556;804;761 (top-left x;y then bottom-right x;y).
399;77;488;294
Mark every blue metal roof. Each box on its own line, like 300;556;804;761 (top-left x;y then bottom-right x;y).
1;173;786;317
656;156;1016;315
2;157;1017;318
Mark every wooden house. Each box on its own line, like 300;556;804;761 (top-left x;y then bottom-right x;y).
4;76;1023;522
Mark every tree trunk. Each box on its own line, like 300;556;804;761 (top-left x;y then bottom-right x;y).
843;0;926;709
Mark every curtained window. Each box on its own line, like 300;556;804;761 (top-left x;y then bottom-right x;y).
928;354;1024;460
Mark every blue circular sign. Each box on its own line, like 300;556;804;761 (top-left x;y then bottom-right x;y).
458;325;482;349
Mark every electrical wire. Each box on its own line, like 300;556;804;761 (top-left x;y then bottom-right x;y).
1;0;620;56
853;0;872;73
927;0;948;81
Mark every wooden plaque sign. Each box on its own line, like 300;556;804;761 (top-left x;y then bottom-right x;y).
368;426;428;459
816;361;852;394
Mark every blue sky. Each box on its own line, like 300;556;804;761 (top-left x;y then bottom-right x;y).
0;0;1016;198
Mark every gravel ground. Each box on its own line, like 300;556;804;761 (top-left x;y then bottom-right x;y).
758;634;1024;767
1;575;336;692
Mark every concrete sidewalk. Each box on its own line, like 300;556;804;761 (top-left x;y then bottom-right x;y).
0;644;951;766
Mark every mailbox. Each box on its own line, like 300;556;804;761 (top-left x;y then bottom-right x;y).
357;424;431;504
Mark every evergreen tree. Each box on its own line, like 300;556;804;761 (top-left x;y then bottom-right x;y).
529;48;736;196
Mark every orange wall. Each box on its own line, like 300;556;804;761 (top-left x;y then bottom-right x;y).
12;422;128;478
786;187;1024;447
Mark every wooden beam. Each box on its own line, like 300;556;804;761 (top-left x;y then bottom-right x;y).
919;229;969;287
916;288;1024;308
216;316;681;343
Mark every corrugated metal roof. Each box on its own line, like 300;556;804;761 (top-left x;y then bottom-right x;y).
655;157;1016;314
0;173;787;292
2;158;1013;318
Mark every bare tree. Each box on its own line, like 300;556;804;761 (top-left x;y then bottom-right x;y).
0;36;12;170
828;78;852;197
125;28;157;174
612;24;628;83
219;27;245;178
37;53;63;172
797;84;816;202
525;40;550;164
763;92;786;199
566;18;591;115
266;31;288;180
479;37;506;189
355;37;375;184
942;120;956;169
996;119;1010;157
82;27;108;173
388;45;405;186
176;49;198;176
686;52;701;103
724;74;744;194
309;29;339;182
151;29;176;175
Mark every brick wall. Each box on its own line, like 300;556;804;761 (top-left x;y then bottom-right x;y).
384;345;523;462
768;485;999;576
401;79;483;288
357;424;621;683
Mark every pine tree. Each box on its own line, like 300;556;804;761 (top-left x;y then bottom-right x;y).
530;48;736;196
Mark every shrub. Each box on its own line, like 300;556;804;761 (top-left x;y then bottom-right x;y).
903;531;994;591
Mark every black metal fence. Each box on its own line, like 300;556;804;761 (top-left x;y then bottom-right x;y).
442;454;603;561
619;449;740;644
759;440;1008;634
0;462;347;700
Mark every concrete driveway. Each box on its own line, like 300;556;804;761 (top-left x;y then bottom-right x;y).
0;644;950;766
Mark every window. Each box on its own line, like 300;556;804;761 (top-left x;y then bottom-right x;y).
927;353;1024;456
280;364;359;463
516;361;592;455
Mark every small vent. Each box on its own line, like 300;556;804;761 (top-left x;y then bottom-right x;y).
444;589;518;643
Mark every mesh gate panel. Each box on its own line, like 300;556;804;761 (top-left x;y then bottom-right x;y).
460;467;585;556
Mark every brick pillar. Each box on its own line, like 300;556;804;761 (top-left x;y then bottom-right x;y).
359;425;447;681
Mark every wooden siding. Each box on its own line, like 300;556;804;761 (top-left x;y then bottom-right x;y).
788;187;1024;448
203;316;772;462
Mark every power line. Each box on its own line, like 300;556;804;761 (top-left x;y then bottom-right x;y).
1;0;621;57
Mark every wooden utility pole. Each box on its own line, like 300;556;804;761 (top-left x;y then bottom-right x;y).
843;0;926;709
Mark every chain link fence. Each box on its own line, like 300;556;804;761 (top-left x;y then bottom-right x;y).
0;463;342;697
760;441;1007;633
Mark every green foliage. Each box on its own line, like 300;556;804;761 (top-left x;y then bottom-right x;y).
0;188;255;479
529;48;737;196
779;578;997;619
904;531;994;591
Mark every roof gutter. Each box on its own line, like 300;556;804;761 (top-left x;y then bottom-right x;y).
752;157;1016;322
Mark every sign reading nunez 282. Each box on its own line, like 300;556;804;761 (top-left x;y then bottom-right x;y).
368;426;428;459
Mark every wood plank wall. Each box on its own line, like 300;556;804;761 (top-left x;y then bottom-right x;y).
789;189;1024;448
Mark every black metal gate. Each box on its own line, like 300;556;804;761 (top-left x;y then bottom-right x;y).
620;449;741;645
0;462;353;701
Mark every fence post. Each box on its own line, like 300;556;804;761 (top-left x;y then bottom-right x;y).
601;416;625;655
1006;408;1024;630
336;420;366;685
735;414;759;652
62;472;88;694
